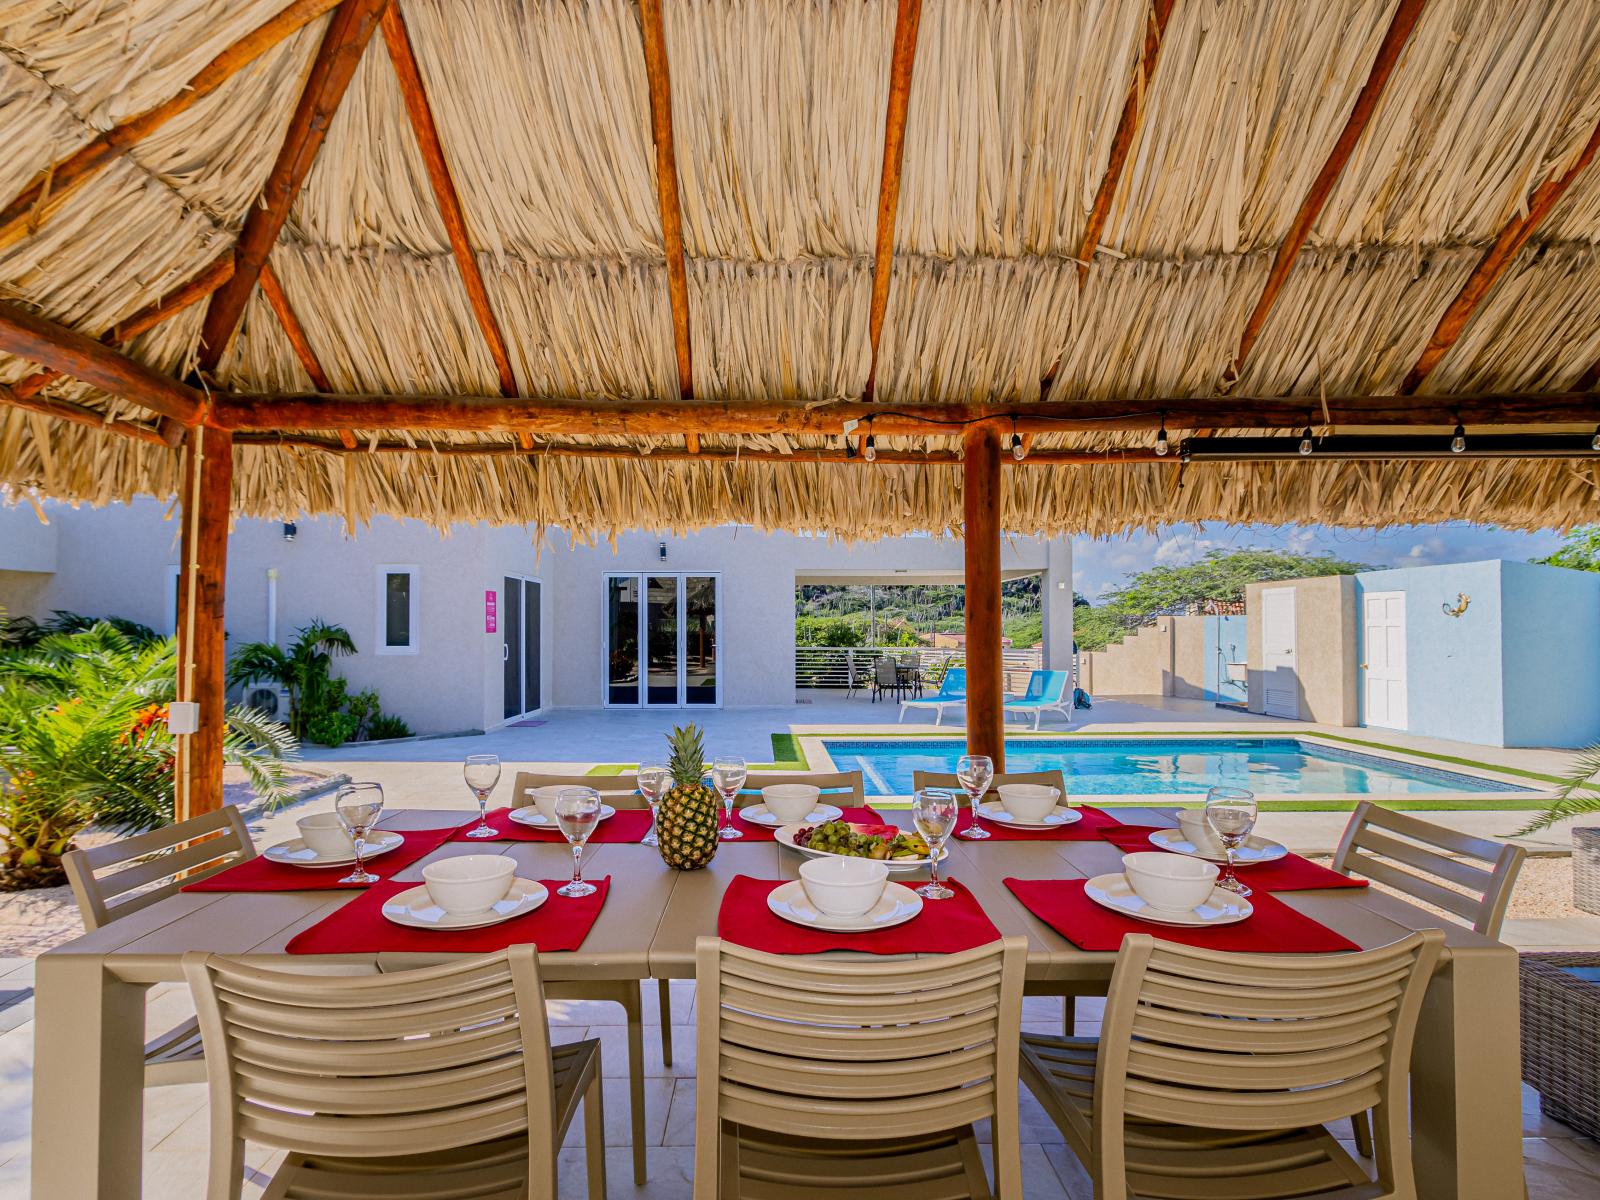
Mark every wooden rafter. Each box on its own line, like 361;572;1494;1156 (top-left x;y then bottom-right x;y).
1575;359;1600;393
1222;0;1427;387
0;1;345;250
207;390;1600;438
198;0;389;373
0;380;167;446
862;0;924;402
638;0;693;401
1400;115;1600;394
257;260;361;451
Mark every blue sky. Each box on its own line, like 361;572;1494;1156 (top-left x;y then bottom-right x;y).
1071;522;1569;603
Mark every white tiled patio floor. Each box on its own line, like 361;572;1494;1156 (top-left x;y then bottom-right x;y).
2;959;1597;1198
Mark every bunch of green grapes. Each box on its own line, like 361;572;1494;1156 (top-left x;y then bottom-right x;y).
797;820;865;855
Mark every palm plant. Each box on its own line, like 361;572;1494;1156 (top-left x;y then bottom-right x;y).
1519;744;1600;835
0;624;299;888
226;620;357;739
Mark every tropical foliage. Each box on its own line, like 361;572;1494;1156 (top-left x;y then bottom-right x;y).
226;621;412;746
1532;527;1600;572
0;608;161;649
1075;548;1369;651
0;623;298;889
1519;744;1600;835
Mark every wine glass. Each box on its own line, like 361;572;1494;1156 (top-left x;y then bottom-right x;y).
955;754;994;840
912;788;958;900
712;755;748;840
1205;786;1257;897
555;787;602;898
334;782;385;885
637;763;670;847
462;753;502;839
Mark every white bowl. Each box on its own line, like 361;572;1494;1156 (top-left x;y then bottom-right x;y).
798;856;890;918
422;854;516;916
1178;810;1225;853
529;786;569;824
762;784;821;823
1122;852;1219;913
296;812;352;856
996;783;1060;823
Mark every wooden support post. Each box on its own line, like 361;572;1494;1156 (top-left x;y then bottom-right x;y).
176;426;233;821
962;422;1005;770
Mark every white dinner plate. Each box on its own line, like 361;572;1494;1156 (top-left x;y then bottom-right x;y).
1083;872;1253;927
766;880;923;933
1147;827;1288;865
975;801;1082;829
381;878;549;930
507;804;617;828
740;802;843;828
775;824;949;873
263;829;404;868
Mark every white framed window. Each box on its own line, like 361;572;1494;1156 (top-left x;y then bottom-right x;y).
164;565;182;636
376;565;420;655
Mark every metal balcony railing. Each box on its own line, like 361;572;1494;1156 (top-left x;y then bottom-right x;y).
795;645;1044;694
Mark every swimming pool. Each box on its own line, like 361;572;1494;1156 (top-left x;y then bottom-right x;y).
819;737;1530;798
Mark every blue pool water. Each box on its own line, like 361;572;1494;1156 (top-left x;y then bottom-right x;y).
820;738;1529;798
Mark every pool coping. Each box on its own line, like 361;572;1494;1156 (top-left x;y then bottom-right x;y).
798;729;1554;808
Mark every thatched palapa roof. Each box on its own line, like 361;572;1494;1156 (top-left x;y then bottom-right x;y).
2;0;1599;538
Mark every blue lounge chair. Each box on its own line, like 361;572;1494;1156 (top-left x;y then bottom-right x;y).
1004;670;1073;730
898;667;966;725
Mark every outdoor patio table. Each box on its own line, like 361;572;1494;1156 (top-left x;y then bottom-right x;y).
32;806;1523;1200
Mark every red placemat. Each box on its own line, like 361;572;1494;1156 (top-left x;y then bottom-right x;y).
449;807;654;843
1004;877;1359;953
286;876;609;955
726;805;886;843
183;826;460;892
953;803;1123;842
1097;826;1369;892
717;874;1000;955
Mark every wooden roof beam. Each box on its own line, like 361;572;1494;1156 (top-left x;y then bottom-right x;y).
862;0;924;402
198;0;389;372
1222;0;1427;388
1;381;168;446
0;300;204;430
206;391;1600;438
0;1;346;250
638;0;693;401
257;261;356;449
1401;115;1600;394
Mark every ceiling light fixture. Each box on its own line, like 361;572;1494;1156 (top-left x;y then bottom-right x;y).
1155;414;1169;457
1298;426;1314;456
1450;423;1467;454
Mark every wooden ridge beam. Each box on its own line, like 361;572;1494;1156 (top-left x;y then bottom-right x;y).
862;0;924;401
207;390;1600;437
638;0;693;400
0;380;167;446
0;1;345;250
198;0;389;372
1223;0;1426;387
1401;115;1600;395
0;300;204;427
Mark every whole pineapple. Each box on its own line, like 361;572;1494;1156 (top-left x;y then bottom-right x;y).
655;724;720;870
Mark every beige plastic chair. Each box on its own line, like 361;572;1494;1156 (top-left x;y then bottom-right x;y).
744;768;865;806
62;805;258;1085
1021;929;1444;1200
183;945;603;1200
694;935;1027;1199
916;769;1098;1036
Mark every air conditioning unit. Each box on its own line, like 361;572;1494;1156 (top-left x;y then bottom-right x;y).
242;685;290;721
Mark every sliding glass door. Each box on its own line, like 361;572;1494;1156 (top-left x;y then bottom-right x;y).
604;573;719;707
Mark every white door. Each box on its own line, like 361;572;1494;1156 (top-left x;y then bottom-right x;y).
1363;591;1407;730
1261;587;1299;719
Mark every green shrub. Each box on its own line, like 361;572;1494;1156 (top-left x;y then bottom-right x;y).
367;713;413;741
305;711;358;748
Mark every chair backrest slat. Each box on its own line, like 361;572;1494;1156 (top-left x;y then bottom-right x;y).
511;771;643;808
914;769;1067;801
64;806;256;931
1092;931;1443;1200
1331;800;1525;936
744;769;864;805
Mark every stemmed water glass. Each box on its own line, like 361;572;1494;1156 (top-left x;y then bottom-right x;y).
637;763;670;847
955;754;994;839
712;755;748;840
912;787;958;900
1205;786;1257;897
462;753;502;838
555;787;602;898
334;782;385;885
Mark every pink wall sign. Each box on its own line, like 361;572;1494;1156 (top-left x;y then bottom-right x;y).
485;589;498;633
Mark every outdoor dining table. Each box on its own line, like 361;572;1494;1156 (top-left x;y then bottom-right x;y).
32;806;1523;1200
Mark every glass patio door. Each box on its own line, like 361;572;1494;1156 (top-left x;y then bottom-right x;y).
605;573;719;707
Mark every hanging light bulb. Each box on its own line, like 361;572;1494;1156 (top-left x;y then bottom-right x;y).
1155;419;1170;457
1450;423;1466;454
1298;426;1314;456
1591;425;1599;451
1010;432;1026;461
863;433;877;462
